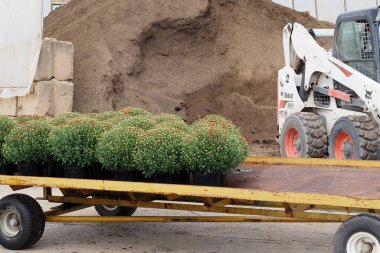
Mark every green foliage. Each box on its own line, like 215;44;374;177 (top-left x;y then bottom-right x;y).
153;113;183;124
0;117;15;167
153;113;189;132
87;111;127;123
96;126;143;171
192;115;236;131
119;107;153;117
3;120;52;165
50;112;83;126
49;118;107;167
156;120;190;133
3;110;247;177
133;126;187;177
117;115;156;131
15;115;47;124
183;123;249;175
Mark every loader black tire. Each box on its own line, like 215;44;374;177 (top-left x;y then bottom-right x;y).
334;213;380;253
280;112;327;158
329;116;379;160
0;194;45;250
95;205;137;216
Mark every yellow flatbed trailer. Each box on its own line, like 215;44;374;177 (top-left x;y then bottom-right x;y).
0;157;380;252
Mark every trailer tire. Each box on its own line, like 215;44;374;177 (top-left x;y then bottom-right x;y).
334;213;380;253
0;194;45;250
280;112;327;158
95;205;137;216
329;116;379;160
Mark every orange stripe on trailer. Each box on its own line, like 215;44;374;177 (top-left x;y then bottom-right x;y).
328;89;351;102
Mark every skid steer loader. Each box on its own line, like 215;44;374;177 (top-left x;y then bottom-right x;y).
278;7;380;160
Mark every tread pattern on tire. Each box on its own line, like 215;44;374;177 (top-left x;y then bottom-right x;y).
288;112;328;158
0;194;45;250
346;115;378;160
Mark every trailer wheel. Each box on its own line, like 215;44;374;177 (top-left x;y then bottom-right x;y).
0;194;45;250
280;112;327;158
95;205;137;216
329;116;379;160
334;214;380;253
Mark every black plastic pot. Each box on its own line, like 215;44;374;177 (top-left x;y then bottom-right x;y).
172;172;189;185
101;169;114;180
50;166;64;178
113;170;134;181
64;166;89;179
154;174;173;184
133;171;154;183
0;164;16;175
19;163;43;177
90;164;103;179
132;170;144;182
192;172;224;187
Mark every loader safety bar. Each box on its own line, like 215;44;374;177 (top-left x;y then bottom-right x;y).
312;29;334;38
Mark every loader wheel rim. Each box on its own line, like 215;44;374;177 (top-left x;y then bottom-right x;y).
335;132;354;160
347;232;379;253
285;128;301;157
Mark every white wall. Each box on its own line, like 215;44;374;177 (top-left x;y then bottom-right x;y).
42;0;51;17
316;0;345;23
346;0;377;11
272;0;378;23
273;0;293;8
294;0;316;17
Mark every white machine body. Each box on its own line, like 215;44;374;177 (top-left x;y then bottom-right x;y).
278;23;380;136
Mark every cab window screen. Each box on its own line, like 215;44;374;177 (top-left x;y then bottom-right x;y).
337;20;376;80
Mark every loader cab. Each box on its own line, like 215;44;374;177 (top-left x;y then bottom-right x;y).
333;8;380;82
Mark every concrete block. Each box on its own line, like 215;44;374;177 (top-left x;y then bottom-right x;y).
52;41;74;81
17;81;53;116
0;97;17;116
34;39;55;81
52;79;74;116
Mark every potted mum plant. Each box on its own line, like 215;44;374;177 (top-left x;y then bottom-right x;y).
49;118;107;178
86;111;127;124
133;126;188;183
153;113;183;124
191;115;239;132
3;120;51;176
15;115;47;124
183;117;249;186
157;120;190;133
50;112;82;126
96;126;143;181
119;107;153;117
153;113;190;133
0;117;16;175
117;115;156;131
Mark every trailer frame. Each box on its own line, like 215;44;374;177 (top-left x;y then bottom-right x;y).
1;157;380;251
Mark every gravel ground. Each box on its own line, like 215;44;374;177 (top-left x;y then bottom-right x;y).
0;186;339;253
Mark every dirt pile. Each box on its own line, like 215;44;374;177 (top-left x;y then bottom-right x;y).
44;0;331;144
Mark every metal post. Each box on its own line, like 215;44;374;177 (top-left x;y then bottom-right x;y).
292;0;295;10
314;0;318;20
344;0;347;12
15;96;19;116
